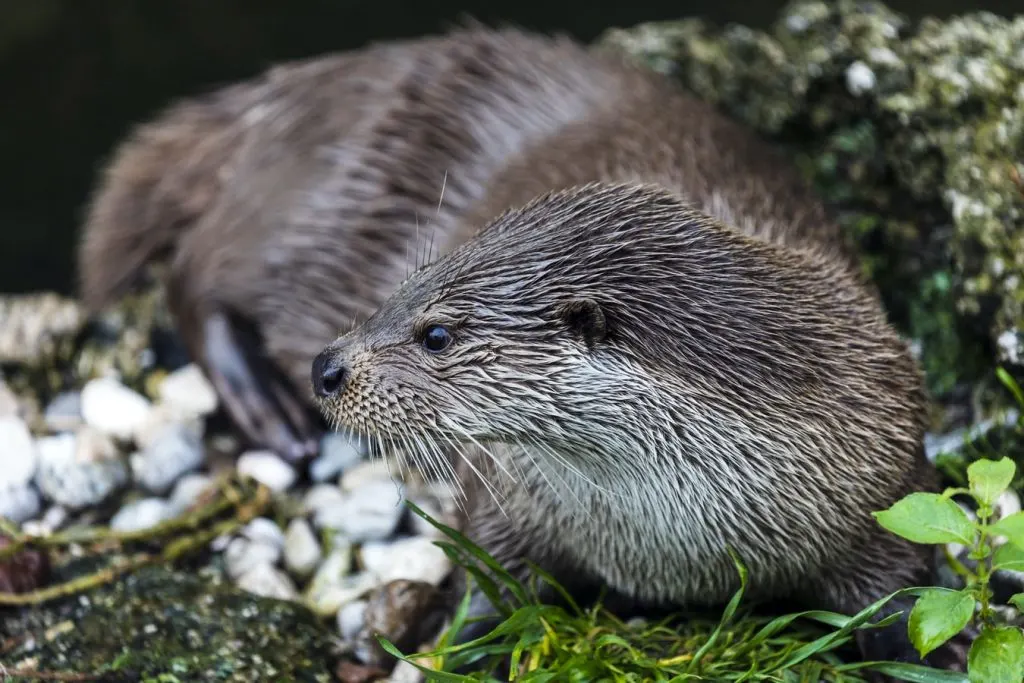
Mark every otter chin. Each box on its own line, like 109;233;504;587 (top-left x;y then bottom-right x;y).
312;181;955;671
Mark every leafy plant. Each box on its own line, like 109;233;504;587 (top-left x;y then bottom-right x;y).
872;368;1024;683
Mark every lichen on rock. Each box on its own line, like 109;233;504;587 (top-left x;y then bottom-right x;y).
599;0;1024;410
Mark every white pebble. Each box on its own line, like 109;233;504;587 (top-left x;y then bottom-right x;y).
337;600;368;641
0;485;41;524
340;459;399;492
236;563;298;601
34;430;128;509
303;484;346;514
284;518;323;578
361;536;452;587
110;497;176;532
43;392;83;432
846;60;876;96
237;451;296;492
80;376;152;441
307;571;378;617
0;415;38;488
243;517;285;550
169;473;215;513
224;537;281;580
158;363;218;417
131;424;205;493
389;660;426;683
310;432;364;483
318;479;405;542
304;543;356;615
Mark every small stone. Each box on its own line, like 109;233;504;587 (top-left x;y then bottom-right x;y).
284;518;323;579
223;536;282;580
354;580;445;667
168;473;215;513
339;459;399;492
317;480;405;542
237;450;296;492
243;517;285;550
305;542;364;616
42;506;68;531
133;402;204;451
311;432;364;483
0;381;19;418
408;487;460;538
303;484;346;514
130;424;205;493
158;363;218;417
307;572;379;617
0;415;38;488
80;376;153;441
0;486;41;524
236;563;298;601
845;60;876;96
360;536;451;587
389;661;426;683
337;599;368;642
34;430;128;509
43;392;83;432
110;497;176;532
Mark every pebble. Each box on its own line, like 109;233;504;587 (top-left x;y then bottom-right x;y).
158;363;218;417
236;563;298;601
360;536;451;587
340;459;400;492
307;572;379;617
0;415;38;488
317;480;405;542
130;424;205;493
0;486;41;524
284;518;323;579
80;376;153;441
237;450;296;492
304;542;361;615
303;484;346;514
310;432;364;483
169;473;215;513
35;430;129;509
354;580;445;668
43;392;83;432
110;497;176;532
242;518;286;551
133;403;203;451
389;661;425;683
22;505;68;535
224;537;282;580
337;600;368;641
0;381;19;417
408;489;460;538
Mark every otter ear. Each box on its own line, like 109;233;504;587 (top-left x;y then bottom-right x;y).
559;298;607;349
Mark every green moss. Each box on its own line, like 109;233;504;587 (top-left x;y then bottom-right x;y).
599;0;1024;403
0;566;338;682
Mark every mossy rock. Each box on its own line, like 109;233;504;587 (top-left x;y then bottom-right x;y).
599;0;1024;408
0;565;339;682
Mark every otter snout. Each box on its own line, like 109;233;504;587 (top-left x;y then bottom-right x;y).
311;346;349;399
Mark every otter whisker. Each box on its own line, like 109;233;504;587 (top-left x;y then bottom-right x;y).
432;423;510;517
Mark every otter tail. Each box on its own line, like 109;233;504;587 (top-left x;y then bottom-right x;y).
77;99;238;312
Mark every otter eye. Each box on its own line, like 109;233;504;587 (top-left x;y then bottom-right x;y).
422;324;453;353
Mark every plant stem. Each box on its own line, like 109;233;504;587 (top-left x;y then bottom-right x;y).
973;502;994;627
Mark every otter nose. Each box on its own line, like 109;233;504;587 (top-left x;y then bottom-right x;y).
311;349;349;399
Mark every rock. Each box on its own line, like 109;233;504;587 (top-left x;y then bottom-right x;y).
43;391;83;432
236;563;298;601
360;536;451;587
80;376;153;441
168;473;215;513
224;536;282;581
110;497;176;532
0;486;41;524
340;459;399;492
317;480;405;543
408;486;461;538
353;580;446;668
237;450;297;492
303;484;346;514
158;363;218;417
133;402;204;451
34;430;128;509
307;572;379;618
22;505;68;536
0;565;339;680
311;432;364;483
284;518;323;579
242;517;286;550
337;599;368;642
130;423;205;493
0;380;19;418
0;415;38;488
389;661;426;683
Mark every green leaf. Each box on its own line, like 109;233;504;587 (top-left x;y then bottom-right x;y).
1010;593;1024;611
908;588;975;658
992;542;1024;573
996;367;1024;409
967;458;1016;508
843;660;969;683
873;493;977;545
967;626;1024;683
990;511;1024;548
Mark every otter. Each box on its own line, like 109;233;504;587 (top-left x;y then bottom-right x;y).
78;25;956;669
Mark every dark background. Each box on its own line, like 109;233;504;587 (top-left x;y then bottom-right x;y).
0;0;1018;294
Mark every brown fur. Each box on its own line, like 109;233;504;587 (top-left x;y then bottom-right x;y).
79;25;954;669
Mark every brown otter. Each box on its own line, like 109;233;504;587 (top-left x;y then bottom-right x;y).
78;25;955;669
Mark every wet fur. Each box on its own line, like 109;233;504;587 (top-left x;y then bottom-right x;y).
79;26;957;670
